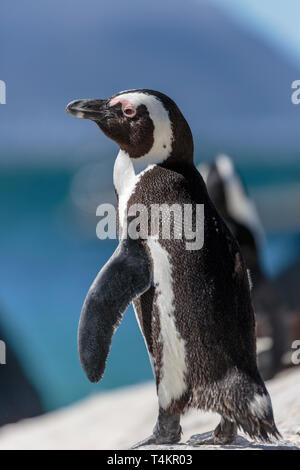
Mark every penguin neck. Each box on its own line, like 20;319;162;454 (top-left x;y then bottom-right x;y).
113;143;194;198
113;150;156;231
159;143;194;177
162;150;194;171
113;150;155;198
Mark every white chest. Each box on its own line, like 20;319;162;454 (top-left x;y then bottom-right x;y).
113;150;155;230
147;237;188;409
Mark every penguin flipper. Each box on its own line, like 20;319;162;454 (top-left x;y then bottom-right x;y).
78;238;152;383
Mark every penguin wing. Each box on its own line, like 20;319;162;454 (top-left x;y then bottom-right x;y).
78;238;152;383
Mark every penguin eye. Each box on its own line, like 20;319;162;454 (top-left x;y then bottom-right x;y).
123;105;136;118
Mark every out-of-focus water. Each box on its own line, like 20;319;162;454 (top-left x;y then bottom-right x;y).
0;164;299;412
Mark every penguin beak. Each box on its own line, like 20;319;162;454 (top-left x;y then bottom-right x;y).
66;99;109;122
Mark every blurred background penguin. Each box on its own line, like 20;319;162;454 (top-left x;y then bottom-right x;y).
198;155;299;380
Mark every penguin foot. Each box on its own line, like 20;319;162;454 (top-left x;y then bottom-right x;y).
187;432;236;446
131;434;158;449
131;408;182;449
131;431;181;449
187;417;237;446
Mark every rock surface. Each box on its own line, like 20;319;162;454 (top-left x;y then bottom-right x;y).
0;368;299;450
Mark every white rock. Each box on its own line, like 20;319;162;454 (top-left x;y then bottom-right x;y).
0;368;299;450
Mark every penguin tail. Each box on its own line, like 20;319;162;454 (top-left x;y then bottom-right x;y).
236;391;281;442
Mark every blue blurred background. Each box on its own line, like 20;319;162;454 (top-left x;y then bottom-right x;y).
0;0;299;415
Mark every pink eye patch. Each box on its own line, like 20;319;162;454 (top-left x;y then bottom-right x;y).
109;97;137;117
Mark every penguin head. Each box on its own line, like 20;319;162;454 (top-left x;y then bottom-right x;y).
66;89;193;164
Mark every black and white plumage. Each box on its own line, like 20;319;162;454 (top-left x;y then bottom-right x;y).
66;90;280;446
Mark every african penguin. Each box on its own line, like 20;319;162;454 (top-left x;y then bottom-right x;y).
66;90;280;447
198;156;287;380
